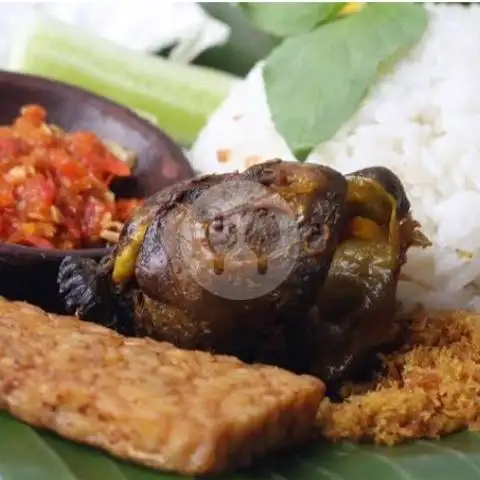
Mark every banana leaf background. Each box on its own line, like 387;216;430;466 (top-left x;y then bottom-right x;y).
1;411;480;480
1;3;480;480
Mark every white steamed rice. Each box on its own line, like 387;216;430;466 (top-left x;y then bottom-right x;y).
189;4;480;312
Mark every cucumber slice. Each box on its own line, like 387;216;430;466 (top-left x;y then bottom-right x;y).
8;12;238;147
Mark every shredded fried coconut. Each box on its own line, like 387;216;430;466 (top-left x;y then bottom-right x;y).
318;310;480;445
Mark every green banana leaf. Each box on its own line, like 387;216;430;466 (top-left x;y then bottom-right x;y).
1;412;479;480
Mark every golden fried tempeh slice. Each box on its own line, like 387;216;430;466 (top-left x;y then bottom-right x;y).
0;298;324;475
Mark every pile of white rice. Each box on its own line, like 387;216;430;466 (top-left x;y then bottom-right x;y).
190;4;480;311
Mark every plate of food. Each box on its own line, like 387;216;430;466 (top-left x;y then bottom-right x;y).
0;2;479;480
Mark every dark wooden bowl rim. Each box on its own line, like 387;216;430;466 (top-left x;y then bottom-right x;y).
0;69;193;262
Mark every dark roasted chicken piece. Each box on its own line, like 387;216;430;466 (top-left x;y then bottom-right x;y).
59;160;348;371
58;160;429;385
307;166;430;383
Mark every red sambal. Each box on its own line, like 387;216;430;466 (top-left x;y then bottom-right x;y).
0;105;142;250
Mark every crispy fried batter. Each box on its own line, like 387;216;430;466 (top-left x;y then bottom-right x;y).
317;309;480;445
0;298;325;475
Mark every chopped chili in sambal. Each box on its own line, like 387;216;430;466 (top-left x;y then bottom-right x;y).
0;105;142;250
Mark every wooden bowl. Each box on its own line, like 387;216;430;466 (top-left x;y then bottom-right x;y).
0;70;194;312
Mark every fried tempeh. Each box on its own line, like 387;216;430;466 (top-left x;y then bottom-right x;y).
0;298;324;475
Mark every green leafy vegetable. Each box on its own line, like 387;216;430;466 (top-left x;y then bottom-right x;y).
1;412;480;480
238;3;346;38
263;3;428;160
196;3;281;77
